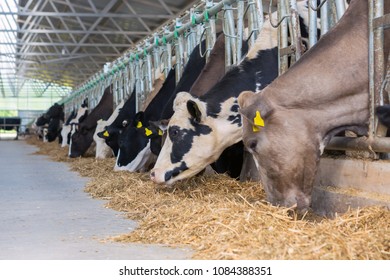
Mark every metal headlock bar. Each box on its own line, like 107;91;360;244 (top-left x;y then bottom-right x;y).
60;0;267;118
275;0;347;75
325;0;390;154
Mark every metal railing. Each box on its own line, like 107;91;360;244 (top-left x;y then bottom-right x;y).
59;0;265;119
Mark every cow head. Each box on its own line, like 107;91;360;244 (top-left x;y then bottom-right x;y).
94;119;113;159
115;112;162;172
238;90;315;211
60;124;71;147
150;91;243;184
69;122;95;158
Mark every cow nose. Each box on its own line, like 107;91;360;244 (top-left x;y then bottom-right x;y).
150;169;164;184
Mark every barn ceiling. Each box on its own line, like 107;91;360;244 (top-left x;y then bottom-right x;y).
0;0;199;98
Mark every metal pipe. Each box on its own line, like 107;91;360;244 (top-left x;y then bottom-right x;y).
278;0;289;75
236;0;244;63
289;0;302;61
326;136;390;153
320;0;329;36
373;0;387;138
308;0;318;48
334;0;346;21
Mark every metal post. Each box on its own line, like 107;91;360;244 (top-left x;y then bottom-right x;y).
308;0;318;48
334;0;346;21
236;0;244;63
278;0;289;74
174;18;184;84
289;0;303;61
224;3;237;67
320;0;329;36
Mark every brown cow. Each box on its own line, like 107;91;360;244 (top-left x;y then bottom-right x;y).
189;33;226;97
238;0;389;211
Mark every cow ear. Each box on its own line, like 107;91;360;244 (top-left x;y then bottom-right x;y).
173;91;193;112
150;119;169;135
133;111;145;128
237;90;258;109
187;100;202;123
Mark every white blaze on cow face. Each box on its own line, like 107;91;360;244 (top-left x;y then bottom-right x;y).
60;124;71;147
94;119;113;159
93;100;124;159
151;92;243;184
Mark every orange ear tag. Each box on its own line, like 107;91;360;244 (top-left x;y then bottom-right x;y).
252;110;265;132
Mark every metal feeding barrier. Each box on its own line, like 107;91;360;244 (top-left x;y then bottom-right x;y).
58;0;389;157
59;0;265;117
326;0;390;156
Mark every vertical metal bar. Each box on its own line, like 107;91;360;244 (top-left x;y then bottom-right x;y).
373;0;386;137
224;3;237;66
308;0;318;48
334;0;346;21
223;4;233;69
236;0;244;63
278;0;289;75
320;0;329;36
289;0;302;61
254;0;264;34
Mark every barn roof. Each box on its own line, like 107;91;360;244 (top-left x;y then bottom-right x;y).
0;0;199;102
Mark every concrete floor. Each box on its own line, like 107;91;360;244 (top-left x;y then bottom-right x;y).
0;140;192;260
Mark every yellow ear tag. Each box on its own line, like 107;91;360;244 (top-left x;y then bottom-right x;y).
158;129;163;136
136;121;143;128
144;127;153;136
103;130;109;137
252;110;265;132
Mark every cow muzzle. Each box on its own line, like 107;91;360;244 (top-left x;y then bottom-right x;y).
150;168;167;184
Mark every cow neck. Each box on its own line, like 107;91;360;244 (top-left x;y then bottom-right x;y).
200;47;279;117
143;67;176;122
190;34;225;97
259;0;369;134
84;87;114;129
159;39;207;120
110;91;136;128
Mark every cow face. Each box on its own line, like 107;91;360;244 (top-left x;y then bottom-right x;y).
115;112;162;172
69;123;95;158
60;124;71;147
94;119;113;159
150;91;243;184
238;91;317;211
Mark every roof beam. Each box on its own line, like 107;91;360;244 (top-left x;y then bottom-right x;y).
1;52;120;56
1;42;131;47
2;11;173;19
0;29;151;35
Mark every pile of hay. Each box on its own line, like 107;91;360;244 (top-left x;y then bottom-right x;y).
26;136;390;259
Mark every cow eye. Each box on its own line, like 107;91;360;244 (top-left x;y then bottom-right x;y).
169;127;179;139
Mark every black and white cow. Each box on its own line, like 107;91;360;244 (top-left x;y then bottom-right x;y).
62;98;88;147
150;14;279;184
96;88;136;157
60;109;77;147
35;103;64;142
93;99;124;159
69;86;113;157
115;39;208;172
0;117;21;140
150;1;323;184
